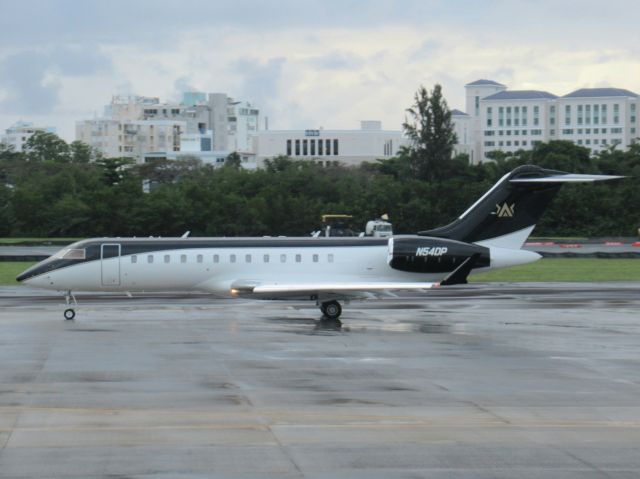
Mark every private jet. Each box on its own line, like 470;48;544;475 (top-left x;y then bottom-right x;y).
17;165;622;321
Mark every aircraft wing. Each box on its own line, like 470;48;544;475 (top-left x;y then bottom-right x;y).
229;280;439;300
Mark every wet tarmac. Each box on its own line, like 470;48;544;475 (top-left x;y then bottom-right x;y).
1;282;640;478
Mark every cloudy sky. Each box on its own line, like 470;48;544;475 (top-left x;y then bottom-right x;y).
1;0;639;141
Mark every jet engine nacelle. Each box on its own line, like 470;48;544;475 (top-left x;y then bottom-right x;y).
387;236;490;273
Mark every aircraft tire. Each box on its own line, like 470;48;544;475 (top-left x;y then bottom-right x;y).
322;301;342;320
64;308;76;320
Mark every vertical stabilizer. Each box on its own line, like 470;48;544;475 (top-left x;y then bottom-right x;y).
418;165;623;248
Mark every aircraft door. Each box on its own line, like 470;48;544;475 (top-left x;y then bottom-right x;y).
101;244;121;286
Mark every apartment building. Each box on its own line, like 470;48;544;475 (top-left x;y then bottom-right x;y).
1;121;56;152
459;79;640;162
76;93;259;163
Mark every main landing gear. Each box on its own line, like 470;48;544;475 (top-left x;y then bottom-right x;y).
319;300;342;320
64;290;77;320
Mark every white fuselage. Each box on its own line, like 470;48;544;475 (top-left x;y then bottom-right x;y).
22;239;540;296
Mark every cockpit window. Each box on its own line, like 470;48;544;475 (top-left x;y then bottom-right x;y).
54;249;86;260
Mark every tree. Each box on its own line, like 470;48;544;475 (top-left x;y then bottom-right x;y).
23;131;71;163
95;157;136;186
403;84;457;182
224;151;242;169
69;140;95;163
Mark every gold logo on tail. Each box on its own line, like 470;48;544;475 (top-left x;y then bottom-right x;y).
492;203;515;218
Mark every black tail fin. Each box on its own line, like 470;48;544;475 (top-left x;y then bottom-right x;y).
418;165;622;248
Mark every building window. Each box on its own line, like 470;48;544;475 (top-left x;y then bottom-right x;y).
181;254;187;263
498;106;504;127
312;254;319;263
263;254;269;263
533;106;539;126
303;139;308;155
197;254;203;263
475;96;480;115
131;255;137;264
310;139;316;155
565;105;571;125
164;255;170;263
318;139;323;155
562;129;573;135
147;255;154;264
295;254;302;263
333;139;339;155
522;106;528;126
245;254;251;263
484;141;495;147
506;106;512;126
328;254;334;263
230;254;236;263
295;139;300;155
213;254;219;263
286;139;292;156
280;254;286;263
325;139;331;155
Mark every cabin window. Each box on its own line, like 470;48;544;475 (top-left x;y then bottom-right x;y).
312;254;319;263
147;255;154;264
263;254;269;263
180;254;187;263
280;254;286;263
213;254;219;263
245;254;252;263
131;255;137;264
197;254;203;263
164;255;170;263
230;254;236;263
295;254;301;263
328;254;334;263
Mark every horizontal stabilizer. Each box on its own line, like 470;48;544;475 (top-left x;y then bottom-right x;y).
510;173;625;183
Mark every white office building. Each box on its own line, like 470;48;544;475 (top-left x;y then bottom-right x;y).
1;121;56;152
254;121;406;167
457;79;640;162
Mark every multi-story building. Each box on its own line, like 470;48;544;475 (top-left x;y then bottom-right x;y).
458;79;640;162
76;92;259;163
254;121;406;167
140;92;259;152
75;118;185;161
1;121;56;152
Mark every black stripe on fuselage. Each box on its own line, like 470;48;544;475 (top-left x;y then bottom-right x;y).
16;237;389;282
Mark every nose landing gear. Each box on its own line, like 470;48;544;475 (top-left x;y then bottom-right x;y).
64;290;77;320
